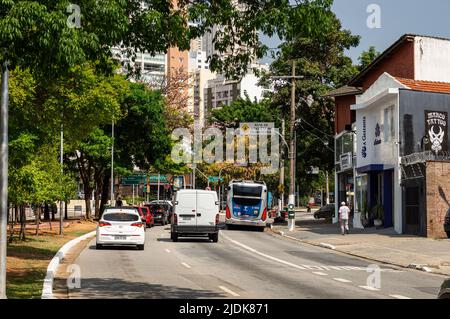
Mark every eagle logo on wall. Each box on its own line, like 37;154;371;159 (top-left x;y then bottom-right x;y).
429;125;445;154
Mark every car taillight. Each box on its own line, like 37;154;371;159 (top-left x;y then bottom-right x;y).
226;205;231;219
262;208;267;221
215;213;219;225
99;221;111;227
173;214;178;225
131;222;144;227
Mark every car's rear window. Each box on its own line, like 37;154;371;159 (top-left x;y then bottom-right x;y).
103;213;139;222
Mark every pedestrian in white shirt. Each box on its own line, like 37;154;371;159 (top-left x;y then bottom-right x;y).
339;202;350;235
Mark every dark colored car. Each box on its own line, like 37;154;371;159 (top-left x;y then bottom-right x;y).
313;204;336;220
438;278;450;299
145;203;170;225
444;210;450;238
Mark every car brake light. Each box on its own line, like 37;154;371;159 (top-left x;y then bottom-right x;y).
131;222;144;227
99;221;111;227
215;213;219;225
262;208;267;221
226;205;231;219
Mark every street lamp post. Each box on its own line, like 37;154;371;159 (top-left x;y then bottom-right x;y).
110;117;114;206
0;59;9;299
60;111;64;235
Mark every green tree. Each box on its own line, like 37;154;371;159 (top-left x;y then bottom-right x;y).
358;46;380;71
266;2;360;198
210;98;281;128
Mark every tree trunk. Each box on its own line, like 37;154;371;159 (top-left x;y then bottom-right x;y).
44;203;50;220
51;203;57;221
84;187;93;220
94;190;100;220
35;206;40;236
65;200;69;220
8;205;15;243
19;205;26;241
99;173;110;219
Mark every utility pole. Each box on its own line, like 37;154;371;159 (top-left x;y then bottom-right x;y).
0;59;9;299
288;61;297;232
278;119;285;214
60;111;64;235
269;62;303;231
157;172;160;202
326;171;330;205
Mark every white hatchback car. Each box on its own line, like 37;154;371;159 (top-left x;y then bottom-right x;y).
96;207;146;250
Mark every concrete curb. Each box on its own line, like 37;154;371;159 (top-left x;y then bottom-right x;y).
270;228;448;276
41;231;96;299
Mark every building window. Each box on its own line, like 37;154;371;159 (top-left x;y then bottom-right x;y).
384;105;395;142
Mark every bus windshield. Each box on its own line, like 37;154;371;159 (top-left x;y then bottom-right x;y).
232;185;262;206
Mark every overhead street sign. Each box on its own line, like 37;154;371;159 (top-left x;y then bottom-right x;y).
208;176;224;183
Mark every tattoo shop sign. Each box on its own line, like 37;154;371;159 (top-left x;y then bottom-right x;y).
425;110;448;154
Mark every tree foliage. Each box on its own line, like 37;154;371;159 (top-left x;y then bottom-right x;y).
358;46;380;71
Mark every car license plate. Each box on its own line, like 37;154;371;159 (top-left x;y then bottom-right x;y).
114;235;126;240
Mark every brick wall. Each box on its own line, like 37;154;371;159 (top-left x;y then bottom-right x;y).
425;161;450;238
360;40;415;90
334;95;356;134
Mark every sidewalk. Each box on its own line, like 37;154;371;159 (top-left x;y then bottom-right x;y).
271;214;450;276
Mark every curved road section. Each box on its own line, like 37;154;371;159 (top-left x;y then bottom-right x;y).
68;225;444;299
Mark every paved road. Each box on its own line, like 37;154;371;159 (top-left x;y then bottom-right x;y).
69;223;445;299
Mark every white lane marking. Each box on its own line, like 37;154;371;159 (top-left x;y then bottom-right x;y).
389;294;411;299
165;249;171;253
333;278;352;283
221;233;307;270
359;285;380;291
312;272;328;276
181;262;191;269
222;233;395;274
218;285;240;297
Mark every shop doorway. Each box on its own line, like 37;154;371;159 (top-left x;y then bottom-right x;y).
404;186;421;235
382;170;394;228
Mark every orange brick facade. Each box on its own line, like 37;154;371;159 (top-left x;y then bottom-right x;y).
334;95;356;134
334;39;416;135
425;161;450;238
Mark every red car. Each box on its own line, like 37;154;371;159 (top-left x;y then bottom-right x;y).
134;206;154;228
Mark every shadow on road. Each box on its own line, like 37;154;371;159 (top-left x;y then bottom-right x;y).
88;245;142;251
157;237;213;243
70;278;225;299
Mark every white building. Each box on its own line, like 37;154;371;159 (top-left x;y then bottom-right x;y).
203;64;271;111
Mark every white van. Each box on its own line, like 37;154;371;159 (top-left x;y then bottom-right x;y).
170;190;220;242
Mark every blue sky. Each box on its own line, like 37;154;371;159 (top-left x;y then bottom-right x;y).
261;0;450;64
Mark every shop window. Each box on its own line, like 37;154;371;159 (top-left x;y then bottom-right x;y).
384;105;395;142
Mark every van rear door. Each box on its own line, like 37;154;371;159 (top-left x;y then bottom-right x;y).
196;191;218;227
176;191;197;227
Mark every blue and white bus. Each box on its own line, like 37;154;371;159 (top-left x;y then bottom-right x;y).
225;180;270;231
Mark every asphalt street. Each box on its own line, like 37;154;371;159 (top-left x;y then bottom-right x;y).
69;221;445;299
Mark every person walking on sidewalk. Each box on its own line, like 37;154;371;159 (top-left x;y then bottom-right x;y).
339;201;350;235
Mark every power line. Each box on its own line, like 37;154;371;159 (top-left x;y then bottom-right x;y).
297;123;334;152
299;117;334;139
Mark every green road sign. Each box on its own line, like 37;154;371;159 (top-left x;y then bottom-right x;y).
288;211;295;219
122;174;167;185
208;176;224;183
288;204;295;211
